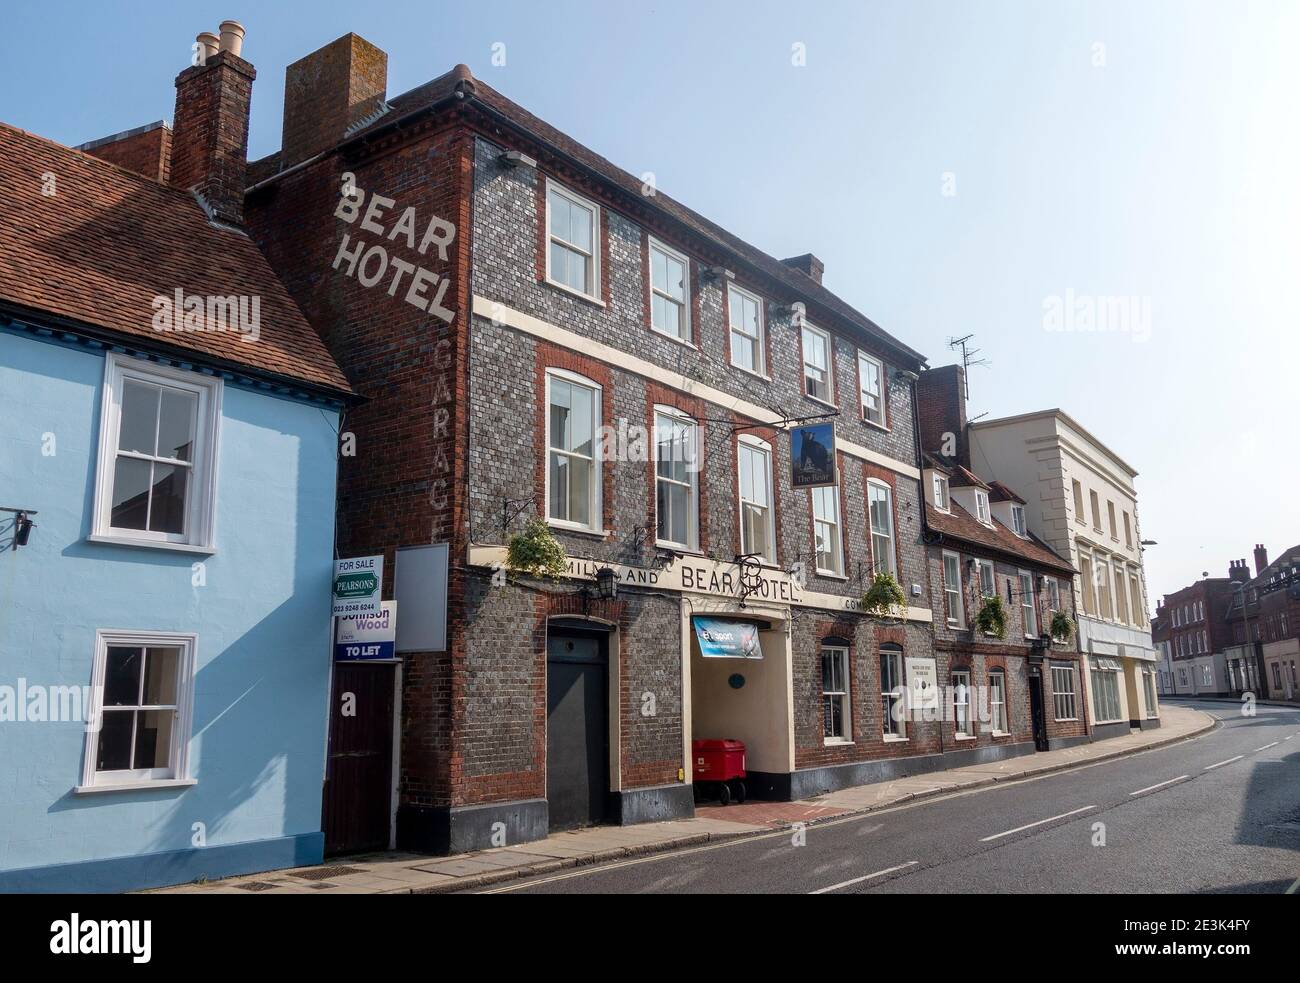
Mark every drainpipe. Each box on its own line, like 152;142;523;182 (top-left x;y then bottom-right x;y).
903;370;944;757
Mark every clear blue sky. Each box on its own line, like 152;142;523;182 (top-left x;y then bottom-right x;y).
4;0;1294;604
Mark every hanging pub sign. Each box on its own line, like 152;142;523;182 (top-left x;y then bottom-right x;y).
790;421;837;489
693;617;764;659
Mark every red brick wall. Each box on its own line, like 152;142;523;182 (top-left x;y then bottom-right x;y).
170;52;255;225
84;125;172;183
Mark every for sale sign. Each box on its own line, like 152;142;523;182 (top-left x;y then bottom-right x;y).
333;555;383;616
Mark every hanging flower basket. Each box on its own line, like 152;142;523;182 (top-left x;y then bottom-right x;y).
861;571;906;619
975;595;1008;638
506;519;568;579
1049;609;1076;643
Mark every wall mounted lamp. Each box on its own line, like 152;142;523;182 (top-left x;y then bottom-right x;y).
1;507;38;549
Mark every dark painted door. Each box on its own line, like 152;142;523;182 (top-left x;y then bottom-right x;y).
1028;668;1049;752
323;661;395;855
547;631;608;831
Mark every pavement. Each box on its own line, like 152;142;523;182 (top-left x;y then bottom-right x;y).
152;702;1216;895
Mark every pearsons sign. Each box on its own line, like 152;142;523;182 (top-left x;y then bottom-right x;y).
466;546;932;622
791;421;837;489
333;555;383;617
336;601;397;661
694;617;764;659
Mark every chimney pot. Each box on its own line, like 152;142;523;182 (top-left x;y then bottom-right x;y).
218;20;246;57
1253;544;1268;576
196;32;220;63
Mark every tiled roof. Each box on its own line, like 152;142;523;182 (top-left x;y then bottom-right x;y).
0;122;351;396
332;67;927;369
927;500;1076;575
987;480;1025;504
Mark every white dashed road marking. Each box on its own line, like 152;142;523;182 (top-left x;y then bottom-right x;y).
1255;742;1279;752
1204;756;1243;771
1130;775;1190;797
811;861;919;895
979;806;1096;842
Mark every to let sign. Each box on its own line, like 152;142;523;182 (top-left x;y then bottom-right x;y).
333;555;383;617
336;601;396;661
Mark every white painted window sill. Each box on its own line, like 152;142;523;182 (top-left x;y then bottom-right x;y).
861;416;890;433
730;362;772;384
882;734;909;744
547;520;610;539
954;733;976;741
75;778;197;795
87;534;215;556
823;738;854;747
544;278;605;308
990;730;1011;738
650;326;697;350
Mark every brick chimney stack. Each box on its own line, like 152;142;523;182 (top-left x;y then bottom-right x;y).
281;34;388;170
169;21;255;226
1228;559;1251;583
1253;544;1269;576
915;364;969;466
780;253;824;285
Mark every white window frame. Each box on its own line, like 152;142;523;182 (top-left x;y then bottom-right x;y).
1141;665;1157;718
1051;665;1078;721
978;559;996;600
91;354;222;553
727;284;766;376
943;550;965;628
932;473;951;512
1072;479;1085;523
952;669;973;738
1046;577;1061;613
975;489;992;526
1019;569;1038;638
653;406;698;551
858;351;885;426
78;629;197;793
1091;663;1124;723
737;434;776;564
545;368;603;533
801;322;835;405
989;669;1008;734
648;237;690;342
811;483;844;577
1011;504;1028;537
545;181;601;301
867;479;896;580
1201;664;1212;686
1090;490;1102;531
821;644;852;744
1112;561;1129;625
881;646;906;740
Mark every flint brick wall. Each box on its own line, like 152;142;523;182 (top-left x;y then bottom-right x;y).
468;133;939;784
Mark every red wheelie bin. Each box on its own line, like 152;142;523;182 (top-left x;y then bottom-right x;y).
692;738;746;805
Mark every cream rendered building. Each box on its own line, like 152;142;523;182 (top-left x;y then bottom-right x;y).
968;410;1160;738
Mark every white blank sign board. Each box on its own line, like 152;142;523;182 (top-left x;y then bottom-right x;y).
394;544;449;652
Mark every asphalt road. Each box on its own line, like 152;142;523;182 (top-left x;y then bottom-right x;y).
480;699;1300;894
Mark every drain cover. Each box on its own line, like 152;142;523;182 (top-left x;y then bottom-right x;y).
289;865;364;881
235;881;278;892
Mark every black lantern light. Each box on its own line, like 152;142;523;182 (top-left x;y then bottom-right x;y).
594;566;618;600
2;507;37;550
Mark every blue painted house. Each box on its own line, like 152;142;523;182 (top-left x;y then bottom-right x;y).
0;45;354;893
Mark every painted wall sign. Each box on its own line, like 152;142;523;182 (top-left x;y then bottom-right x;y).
394;544;449;652
467;546;933;623
693;617;764;659
905;656;939;710
791;422;837;489
335;601;397;661
333;555;383;617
